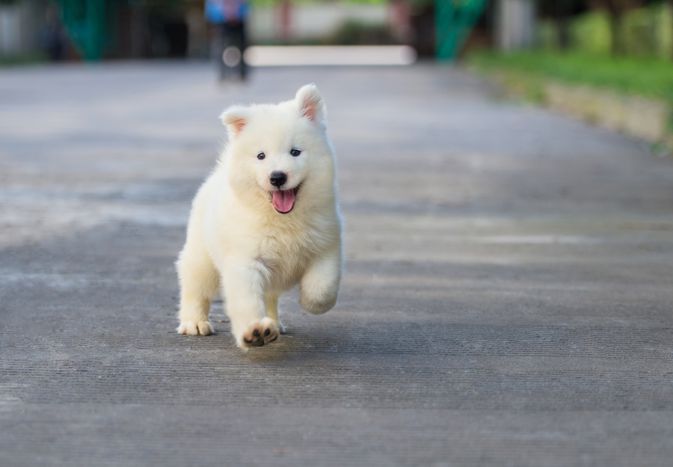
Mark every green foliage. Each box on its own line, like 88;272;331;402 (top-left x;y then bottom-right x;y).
539;3;673;59
0;53;46;67
325;19;397;45
570;10;611;55
469;50;673;105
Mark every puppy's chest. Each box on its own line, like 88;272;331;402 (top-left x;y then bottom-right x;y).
257;227;321;278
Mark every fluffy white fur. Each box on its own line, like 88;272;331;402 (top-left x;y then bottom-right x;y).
176;84;342;349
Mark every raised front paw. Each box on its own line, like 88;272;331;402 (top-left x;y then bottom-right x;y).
300;293;337;315
177;320;214;336
237;317;279;349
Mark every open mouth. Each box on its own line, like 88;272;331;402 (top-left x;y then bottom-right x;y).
271;184;300;214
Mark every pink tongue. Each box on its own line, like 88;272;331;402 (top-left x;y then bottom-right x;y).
272;189;296;213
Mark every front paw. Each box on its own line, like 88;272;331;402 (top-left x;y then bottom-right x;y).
177;320;214;336
300;294;337;315
237;317;279;349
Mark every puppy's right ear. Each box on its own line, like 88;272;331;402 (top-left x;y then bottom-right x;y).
219;105;250;137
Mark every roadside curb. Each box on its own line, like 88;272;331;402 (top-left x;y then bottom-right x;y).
479;69;673;153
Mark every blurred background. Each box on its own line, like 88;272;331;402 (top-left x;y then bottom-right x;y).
1;0;672;193
1;0;672;146
1;0;672;63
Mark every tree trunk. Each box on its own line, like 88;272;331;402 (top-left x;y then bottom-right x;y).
279;0;291;43
556;13;571;50
669;0;673;60
604;0;625;56
553;1;571;50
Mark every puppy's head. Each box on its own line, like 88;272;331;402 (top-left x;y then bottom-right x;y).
220;84;334;215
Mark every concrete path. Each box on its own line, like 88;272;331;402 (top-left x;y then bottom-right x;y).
1;63;673;466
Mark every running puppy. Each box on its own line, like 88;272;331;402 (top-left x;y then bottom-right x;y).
176;84;342;349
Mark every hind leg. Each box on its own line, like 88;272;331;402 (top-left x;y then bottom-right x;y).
176;239;219;336
265;293;286;334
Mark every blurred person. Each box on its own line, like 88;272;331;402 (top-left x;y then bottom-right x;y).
205;0;249;81
41;5;66;61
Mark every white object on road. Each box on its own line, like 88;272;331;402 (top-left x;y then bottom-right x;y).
245;45;417;66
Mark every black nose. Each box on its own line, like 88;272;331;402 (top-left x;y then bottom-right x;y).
270;171;287;187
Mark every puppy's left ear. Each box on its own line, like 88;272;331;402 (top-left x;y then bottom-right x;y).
219;105;250;137
295;84;326;125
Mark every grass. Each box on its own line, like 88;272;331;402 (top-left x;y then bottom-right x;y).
468;50;673;105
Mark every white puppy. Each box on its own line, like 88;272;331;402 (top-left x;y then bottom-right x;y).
176;84;342;349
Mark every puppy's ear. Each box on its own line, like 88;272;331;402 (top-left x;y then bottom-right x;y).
219;105;250;137
295;84;326;124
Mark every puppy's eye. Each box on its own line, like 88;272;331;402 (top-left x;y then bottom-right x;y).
290;148;301;157
257;152;266;160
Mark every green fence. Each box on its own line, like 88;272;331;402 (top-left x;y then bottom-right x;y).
56;0;113;61
435;0;487;61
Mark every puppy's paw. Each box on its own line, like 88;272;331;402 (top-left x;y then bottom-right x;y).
177;320;214;336
237;317;279;349
300;293;337;315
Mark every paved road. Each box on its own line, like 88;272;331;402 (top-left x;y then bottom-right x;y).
1;63;673;466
